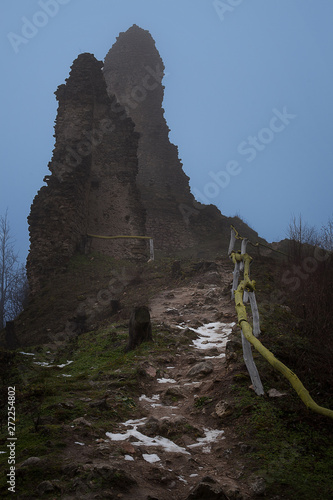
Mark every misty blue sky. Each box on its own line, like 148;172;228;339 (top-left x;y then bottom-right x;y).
1;0;333;262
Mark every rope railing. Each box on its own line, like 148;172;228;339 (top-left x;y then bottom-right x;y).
87;234;154;261
230;224;289;257
229;226;333;420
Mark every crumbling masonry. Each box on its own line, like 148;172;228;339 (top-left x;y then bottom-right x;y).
27;25;227;293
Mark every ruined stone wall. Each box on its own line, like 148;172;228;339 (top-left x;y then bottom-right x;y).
27;27;249;296
27;53;146;293
103;25;201;251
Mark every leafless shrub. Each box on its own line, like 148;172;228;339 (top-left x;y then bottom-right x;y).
0;211;29;328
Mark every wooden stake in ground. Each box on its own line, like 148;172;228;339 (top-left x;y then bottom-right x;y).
125;306;153;352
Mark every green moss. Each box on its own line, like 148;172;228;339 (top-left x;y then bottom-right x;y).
194;396;213;409
0;315;184;495
230;383;333;499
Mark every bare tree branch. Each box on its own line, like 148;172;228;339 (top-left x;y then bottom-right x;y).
321;216;333;251
0;211;28;328
287;213;318;261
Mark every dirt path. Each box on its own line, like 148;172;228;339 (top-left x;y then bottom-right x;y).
102;271;249;499
61;266;253;499
116;342;246;499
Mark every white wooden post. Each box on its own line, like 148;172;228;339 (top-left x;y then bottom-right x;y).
240;238;248;270
241;239;249;303
149;239;154;261
228;227;264;396
228;228;236;256
249;291;261;337
241;332;265;395
232;261;240;299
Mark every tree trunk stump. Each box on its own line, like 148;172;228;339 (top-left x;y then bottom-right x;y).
125;306;152;352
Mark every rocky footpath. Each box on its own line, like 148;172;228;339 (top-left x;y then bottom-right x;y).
50;327;250;499
19;262;261;500
6;255;333;499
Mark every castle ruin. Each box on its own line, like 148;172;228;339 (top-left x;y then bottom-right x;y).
27;25;228;294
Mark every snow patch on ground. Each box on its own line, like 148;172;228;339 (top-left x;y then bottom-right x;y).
188;428;225;453
32;359;74;369
106;419;190;455
204;353;226;359
57;360;74;368
177;321;235;353
107;420;225;457
107;316;233;474
139;394;160;403
123;418;147;427
139;394;173;408
191;322;234;351
143;453;160;463
157;378;177;384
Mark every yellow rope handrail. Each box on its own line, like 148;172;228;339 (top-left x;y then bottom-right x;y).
230;225;289;257
230;236;333;420
87;234;152;240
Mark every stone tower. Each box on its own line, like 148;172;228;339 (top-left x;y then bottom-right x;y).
27;53;146;293
103;25;202;251
27;27;235;295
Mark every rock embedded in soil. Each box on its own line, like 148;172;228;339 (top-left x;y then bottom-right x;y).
137;362;157;378
248;475;267;496
20;457;41;467
165;307;180;315
215;401;233;419
163;385;186;400
187;355;202;365
205;347;220;357
89;398;109;409
268;388;287;398
72;417;92;427
187;361;214;378
83;464;137;490
189;319;204;328
141;416;160;436
186;476;230;499
225;339;242;363
36;481;55;495
121;441;136;455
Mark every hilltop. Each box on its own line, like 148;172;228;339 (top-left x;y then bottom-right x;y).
1;250;333;498
0;25;332;499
